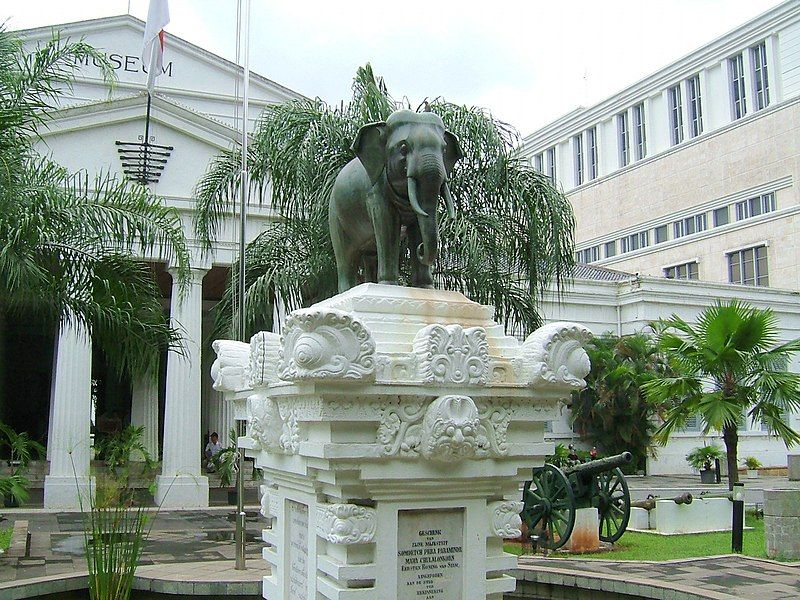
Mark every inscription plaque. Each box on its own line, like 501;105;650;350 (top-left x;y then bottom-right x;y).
397;509;464;599
287;500;309;599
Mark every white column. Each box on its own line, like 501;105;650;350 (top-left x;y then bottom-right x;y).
130;376;159;460
155;266;209;508
44;316;94;509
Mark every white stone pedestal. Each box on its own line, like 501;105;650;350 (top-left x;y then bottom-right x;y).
652;498;732;534
788;454;800;481
565;507;600;553
212;284;592;600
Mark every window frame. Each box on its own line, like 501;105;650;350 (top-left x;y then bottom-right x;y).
751;41;770;111
632;102;647;160
587;127;598;181
728;245;768;287
572;134;584;186
664;261;699;280
546;146;556;185
668;85;684;146
730;53;747;120
617;111;630;167
687;74;703;137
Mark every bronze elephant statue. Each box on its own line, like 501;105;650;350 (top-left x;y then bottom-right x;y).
329;109;463;292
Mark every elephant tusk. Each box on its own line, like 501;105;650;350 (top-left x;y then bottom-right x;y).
417;243;425;262
407;177;429;218
441;181;456;219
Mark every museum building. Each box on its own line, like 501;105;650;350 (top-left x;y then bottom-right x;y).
8;9;800;510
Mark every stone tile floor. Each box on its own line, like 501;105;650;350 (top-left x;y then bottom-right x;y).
517;555;800;599
0;507;266;583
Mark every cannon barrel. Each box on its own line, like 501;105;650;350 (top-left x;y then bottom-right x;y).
631;493;693;511
565;451;633;479
699;491;734;501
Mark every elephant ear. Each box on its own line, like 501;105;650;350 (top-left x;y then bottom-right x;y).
352;121;387;186
443;130;464;176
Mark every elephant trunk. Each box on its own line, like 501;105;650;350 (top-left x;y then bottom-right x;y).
416;212;438;266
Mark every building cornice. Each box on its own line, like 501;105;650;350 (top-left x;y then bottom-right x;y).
520;0;800;151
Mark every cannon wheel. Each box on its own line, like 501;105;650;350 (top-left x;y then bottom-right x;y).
521;464;576;550
596;467;630;543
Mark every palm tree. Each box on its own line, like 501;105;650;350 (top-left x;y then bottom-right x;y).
194;64;575;338
0;27;189;385
571;332;672;472
644;301;800;489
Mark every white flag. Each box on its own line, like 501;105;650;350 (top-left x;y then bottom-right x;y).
142;0;170;93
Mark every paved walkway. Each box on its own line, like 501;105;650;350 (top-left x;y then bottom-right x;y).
514;555;800;599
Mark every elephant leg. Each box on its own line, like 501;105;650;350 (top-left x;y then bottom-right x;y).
363;253;378;283
408;222;433;288
366;193;400;285
330;219;360;292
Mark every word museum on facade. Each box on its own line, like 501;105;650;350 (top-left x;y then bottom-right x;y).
10;2;800;509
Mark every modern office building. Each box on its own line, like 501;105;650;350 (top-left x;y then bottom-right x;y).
520;0;800;289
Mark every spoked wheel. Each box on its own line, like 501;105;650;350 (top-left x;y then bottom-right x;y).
596;467;630;543
521;464;576;550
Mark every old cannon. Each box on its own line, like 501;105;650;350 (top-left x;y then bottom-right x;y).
631;492;694;511
521;451;632;550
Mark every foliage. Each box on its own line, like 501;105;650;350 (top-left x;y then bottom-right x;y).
570;332;671;472
194;64;575;339
546;443;588;469
94;425;157;500
743;456;762;470
0;421;45;506
685;444;725;470
644;301;800;489
506;511;767;560
0;26;190;378
83;503;148;600
0;526;11;550
210;428;239;488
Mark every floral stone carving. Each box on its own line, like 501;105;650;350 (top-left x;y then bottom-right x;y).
488;500;523;538
378;395;506;462
315;503;377;544
247;395;283;452
248;331;282;387
413;324;489;385
210;340;251;393
280;309;376;381
516;322;592;389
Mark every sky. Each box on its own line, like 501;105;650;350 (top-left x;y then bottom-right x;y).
5;0;788;135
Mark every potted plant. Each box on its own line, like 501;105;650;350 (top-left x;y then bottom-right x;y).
686;445;724;484
211;429;239;505
743;456;762;479
0;422;45;507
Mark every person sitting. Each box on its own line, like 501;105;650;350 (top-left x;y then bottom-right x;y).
204;432;224;472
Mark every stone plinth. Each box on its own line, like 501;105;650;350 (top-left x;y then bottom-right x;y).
628;506;650;530
212;284;592;600
564;508;599;553
652;498;732;534
788;454;800;481
765;489;800;559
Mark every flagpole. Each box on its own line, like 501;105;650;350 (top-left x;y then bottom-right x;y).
235;0;251;572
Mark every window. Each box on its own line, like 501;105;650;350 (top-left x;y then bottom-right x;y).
587;127;598;181
604;240;617;258
687;74;703;137
633;103;646;160
735;193;776;220
673;213;707;238
728;246;768;286
751;41;770;111
664;262;699;280
683;414;701;432
576;245;599;263
572;134;584;186
533;153;543;173
713;206;730;227
546;146;556;185
621;231;649;253
617;111;629;167
730;53;747;120
668;85;683;145
654;224;668;244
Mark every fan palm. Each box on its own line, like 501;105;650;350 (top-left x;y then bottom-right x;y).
194;64;575;338
644;301;800;489
0;27;189;383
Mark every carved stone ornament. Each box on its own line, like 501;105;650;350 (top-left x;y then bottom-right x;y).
413;324;489;385
259;485;274;518
516;322;592;389
280;309;376;381
247;395;283;452
488;500;523;538
210;340;252;393
248;331;282;388
315;503;377;545
377;395;516;462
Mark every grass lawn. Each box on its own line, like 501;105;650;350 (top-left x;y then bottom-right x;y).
0;527;11;550
505;513;767;561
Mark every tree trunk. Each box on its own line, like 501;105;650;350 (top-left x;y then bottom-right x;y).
723;423;739;491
